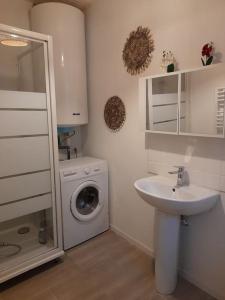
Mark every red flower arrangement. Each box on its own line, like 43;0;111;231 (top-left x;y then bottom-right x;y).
201;42;214;66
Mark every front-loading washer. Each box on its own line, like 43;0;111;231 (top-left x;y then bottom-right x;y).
59;157;109;250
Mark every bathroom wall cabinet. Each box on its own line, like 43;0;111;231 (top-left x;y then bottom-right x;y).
0;24;63;283
139;63;225;138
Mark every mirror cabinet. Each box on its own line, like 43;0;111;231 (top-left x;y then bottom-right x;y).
139;64;225;138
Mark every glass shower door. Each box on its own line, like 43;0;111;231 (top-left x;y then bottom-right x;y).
0;30;60;277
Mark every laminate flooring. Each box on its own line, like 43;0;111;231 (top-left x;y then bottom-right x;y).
0;230;215;300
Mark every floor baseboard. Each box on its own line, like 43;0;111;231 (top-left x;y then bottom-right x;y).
110;225;154;257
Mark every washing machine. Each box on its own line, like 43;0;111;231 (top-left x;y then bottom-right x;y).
59;157;109;250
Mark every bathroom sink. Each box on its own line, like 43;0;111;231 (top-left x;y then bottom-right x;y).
134;175;219;216
134;175;220;294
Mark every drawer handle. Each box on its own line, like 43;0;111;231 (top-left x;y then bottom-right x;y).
73;113;80;116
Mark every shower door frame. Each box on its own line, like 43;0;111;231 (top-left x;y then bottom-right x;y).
0;23;64;283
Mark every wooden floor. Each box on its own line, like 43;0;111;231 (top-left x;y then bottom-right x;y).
0;230;215;300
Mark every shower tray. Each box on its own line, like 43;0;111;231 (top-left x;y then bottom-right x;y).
0;222;54;272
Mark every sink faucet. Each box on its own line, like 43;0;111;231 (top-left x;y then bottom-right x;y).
168;166;185;187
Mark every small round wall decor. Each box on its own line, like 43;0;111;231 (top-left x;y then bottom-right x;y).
122;26;154;75
104;96;126;132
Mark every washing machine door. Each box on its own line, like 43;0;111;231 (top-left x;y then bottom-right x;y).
70;181;103;222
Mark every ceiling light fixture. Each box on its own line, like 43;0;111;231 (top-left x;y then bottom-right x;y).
0;35;29;47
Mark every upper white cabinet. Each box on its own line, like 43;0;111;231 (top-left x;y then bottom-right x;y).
31;2;88;126
139;64;225;138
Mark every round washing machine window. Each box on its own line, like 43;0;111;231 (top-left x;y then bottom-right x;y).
70;181;103;222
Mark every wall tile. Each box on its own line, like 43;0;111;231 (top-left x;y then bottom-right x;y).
147;136;225;192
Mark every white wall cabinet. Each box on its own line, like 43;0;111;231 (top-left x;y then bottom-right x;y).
139;63;225;138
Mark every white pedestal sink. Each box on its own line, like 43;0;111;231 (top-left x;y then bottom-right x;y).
134;175;219;294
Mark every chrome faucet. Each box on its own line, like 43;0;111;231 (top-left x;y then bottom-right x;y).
168;166;185;187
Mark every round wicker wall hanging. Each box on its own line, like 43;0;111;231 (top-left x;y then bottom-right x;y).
104;96;126;131
122;26;154;75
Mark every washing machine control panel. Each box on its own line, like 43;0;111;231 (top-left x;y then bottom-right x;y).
84;167;90;175
82;165;102;176
63;170;78;177
61;162;106;181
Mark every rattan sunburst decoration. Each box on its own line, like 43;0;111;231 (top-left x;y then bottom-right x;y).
104;96;126;132
122;26;154;75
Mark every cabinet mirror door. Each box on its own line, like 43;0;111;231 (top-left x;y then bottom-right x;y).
147;74;179;133
180;64;225;137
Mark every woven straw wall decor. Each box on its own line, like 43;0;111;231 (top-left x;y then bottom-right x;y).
122;26;154;75
104;96;126;132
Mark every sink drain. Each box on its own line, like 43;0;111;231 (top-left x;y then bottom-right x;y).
17;226;30;235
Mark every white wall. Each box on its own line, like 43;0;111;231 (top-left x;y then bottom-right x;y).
0;0;32;29
84;0;225;298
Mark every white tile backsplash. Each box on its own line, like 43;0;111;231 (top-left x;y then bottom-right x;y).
147;134;225;192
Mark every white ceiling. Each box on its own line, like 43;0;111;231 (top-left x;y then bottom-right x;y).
32;0;93;9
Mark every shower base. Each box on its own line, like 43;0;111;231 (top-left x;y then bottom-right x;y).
0;222;54;272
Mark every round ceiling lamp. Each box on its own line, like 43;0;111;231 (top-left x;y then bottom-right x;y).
0;35;28;47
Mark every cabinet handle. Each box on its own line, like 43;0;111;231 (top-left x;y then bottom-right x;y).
72;113;80;116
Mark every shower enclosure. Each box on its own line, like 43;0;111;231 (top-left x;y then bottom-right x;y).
0;24;63;283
